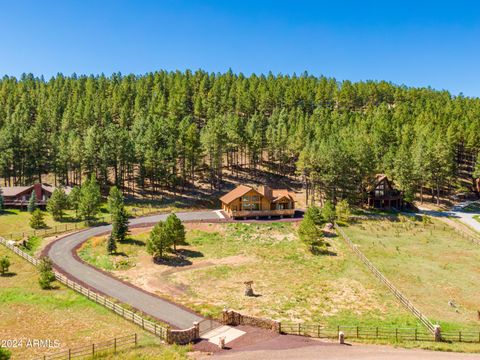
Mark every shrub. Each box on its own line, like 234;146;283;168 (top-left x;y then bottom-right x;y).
322;200;336;223
0;347;11;360
335;199;351;223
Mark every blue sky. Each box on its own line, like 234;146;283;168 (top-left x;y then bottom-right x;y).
1;1;479;96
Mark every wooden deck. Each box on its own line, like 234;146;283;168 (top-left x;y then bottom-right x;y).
227;209;295;219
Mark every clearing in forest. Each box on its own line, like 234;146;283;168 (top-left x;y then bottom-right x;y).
79;222;418;328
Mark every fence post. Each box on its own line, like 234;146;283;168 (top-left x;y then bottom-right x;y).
356;326;359;339
415;328;418;341
135;333;138;347
68;348;71;360
434;325;442;342
376;327;379;339
317;324;320;338
459;331;462;342
114;338;117;353
92;343;95;356
395;328;398;341
337;325;340;338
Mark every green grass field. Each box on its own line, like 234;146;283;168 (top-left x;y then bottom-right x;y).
342;216;480;331
0;245;183;359
79;222;419;328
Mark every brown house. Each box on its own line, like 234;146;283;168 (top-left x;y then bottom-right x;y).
220;185;296;219
366;175;404;209
0;183;72;208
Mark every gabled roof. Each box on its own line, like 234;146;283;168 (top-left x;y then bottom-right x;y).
219;185;255;205
271;189;296;202
0;184;73;197
367;174;390;192
219;185;295;205
0;186;32;197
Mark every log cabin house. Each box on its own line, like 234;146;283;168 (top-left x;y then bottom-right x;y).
220;185;296;219
0;183;71;208
366;174;404;209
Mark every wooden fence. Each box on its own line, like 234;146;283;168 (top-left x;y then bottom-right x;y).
334;223;436;333
2;206;165;241
32;333;138;360
280;323;480;344
280;323;435;342
0;237;169;341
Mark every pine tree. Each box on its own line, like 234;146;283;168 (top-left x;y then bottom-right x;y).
0;255;11;275
107;234;117;254
298;210;322;252
335;199;351;223
108;186;129;244
27;191;36;213
79;175;102;224
165;213;186;252
68;186;81;218
30;209;46;229
146;221;173;260
322;201;336;223
47;188;68;221
38;257;56;289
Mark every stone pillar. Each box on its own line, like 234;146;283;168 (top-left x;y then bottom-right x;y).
193;321;200;340
434;325;441;342
222;308;229;325
339;331;345;344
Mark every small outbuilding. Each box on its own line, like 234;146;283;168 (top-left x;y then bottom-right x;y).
366;174;404;209
220;185;296;219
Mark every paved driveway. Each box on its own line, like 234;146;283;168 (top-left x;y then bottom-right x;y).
47;210;221;329
418;201;480;234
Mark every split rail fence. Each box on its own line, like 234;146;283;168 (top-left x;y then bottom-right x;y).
31;333;138;360
334;223;436;333
280;323;480;343
0;237;169;341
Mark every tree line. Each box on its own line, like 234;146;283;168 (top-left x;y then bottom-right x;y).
0;70;479;205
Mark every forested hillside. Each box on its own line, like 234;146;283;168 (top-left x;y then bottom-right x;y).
0;70;479;204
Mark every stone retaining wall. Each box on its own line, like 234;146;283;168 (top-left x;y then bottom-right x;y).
166;322;199;344
222;309;280;333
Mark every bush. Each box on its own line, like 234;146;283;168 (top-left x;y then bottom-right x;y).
0;256;11;275
38;257;56;290
0;347;11;360
47;188;68;221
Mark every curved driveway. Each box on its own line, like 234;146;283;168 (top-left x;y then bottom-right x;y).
47;210;222;329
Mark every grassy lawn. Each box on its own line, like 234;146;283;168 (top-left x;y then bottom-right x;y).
342;216;480;331
79;222;418;328
0;245;176;359
474;215;480;224
0;208;83;239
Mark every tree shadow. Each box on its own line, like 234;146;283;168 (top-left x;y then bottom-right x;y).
176;249;204;259
0;272;17;277
112;251;128;257
0;209;17;216
119;238;145;246
154;255;193;267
